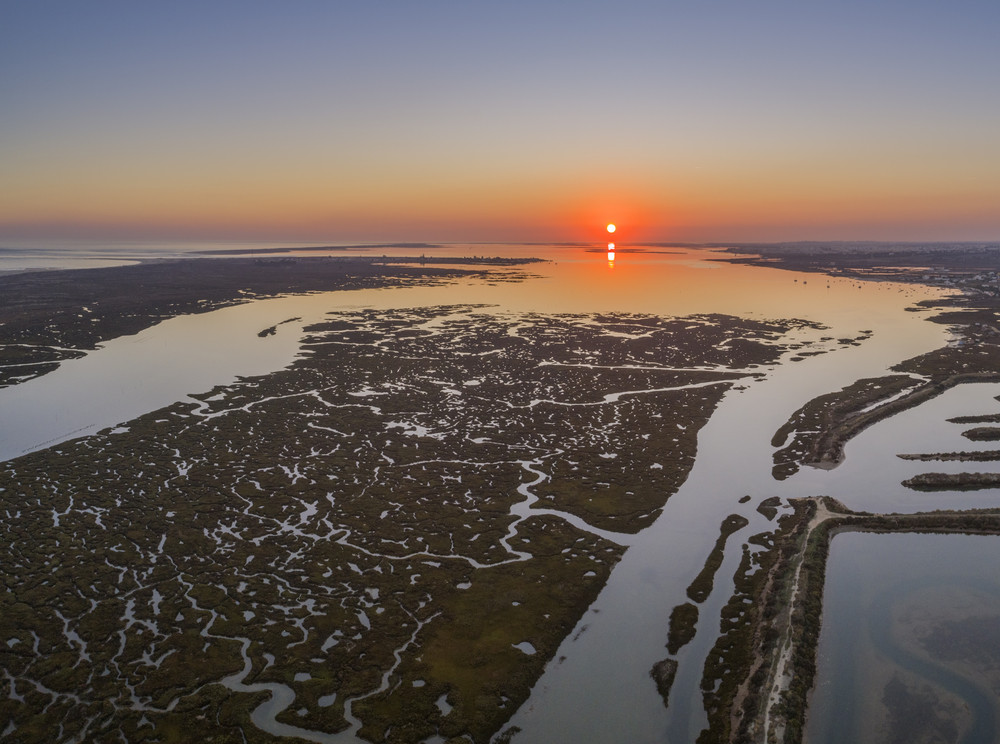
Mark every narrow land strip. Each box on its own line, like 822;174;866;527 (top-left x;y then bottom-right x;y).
698;497;1000;744
0;256;538;388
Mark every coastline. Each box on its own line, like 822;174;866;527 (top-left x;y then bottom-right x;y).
685;242;1000;743
0;255;540;388
0;296;807;743
693;497;1000;743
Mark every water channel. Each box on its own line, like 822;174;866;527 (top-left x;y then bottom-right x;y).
0;244;966;742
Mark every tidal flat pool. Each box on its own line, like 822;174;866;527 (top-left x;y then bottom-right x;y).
806;532;1000;744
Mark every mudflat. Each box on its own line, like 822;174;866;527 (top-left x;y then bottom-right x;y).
0;256;534;388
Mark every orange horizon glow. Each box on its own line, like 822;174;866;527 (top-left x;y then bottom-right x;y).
2;173;999;244
3;142;998;244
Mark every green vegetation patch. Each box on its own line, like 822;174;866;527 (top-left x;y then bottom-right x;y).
757;496;782;521
770;375;920;479
898;450;1000;462
666;602;700;656
354;516;622;744
696;501;816;744
0;306;811;743
948;413;1000;424
686;514;750;604
650;658;679;709
902;471;1000;491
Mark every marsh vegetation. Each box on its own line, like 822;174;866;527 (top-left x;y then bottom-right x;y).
0;304;805;743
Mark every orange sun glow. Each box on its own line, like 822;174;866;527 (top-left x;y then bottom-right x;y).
607;223;616;233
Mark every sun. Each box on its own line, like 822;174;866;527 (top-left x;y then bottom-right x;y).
606;223;616;234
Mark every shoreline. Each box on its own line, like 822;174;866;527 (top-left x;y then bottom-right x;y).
694;496;1000;743
682;242;1000;743
0;255;541;389
737;243;1000;481
0;302;809;743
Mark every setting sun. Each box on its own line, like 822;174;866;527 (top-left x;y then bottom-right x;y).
607;224;616;234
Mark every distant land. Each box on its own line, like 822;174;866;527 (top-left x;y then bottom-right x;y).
0;255;542;388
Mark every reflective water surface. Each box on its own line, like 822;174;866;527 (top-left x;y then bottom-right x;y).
0;245;945;463
807;533;1000;744
1;242;977;742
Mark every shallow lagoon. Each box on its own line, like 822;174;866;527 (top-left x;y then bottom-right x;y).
806;533;1000;744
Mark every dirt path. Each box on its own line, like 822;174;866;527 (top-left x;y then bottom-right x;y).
759;499;839;742
755;499;1000;743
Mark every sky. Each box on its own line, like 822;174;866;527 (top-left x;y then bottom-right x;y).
1;0;999;245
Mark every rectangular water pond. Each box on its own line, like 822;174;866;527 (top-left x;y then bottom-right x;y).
806;532;1000;744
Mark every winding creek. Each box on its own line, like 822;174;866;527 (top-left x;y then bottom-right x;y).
4;244;983;742
867;581;997;744
504;297;952;743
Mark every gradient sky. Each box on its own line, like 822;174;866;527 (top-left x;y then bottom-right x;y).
2;0;999;244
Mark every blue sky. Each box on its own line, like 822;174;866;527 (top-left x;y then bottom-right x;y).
2;0;998;242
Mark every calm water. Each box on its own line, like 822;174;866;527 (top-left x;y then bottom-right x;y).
0;242;972;742
0;243;944;463
806;533;1000;744
789;381;1000;514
